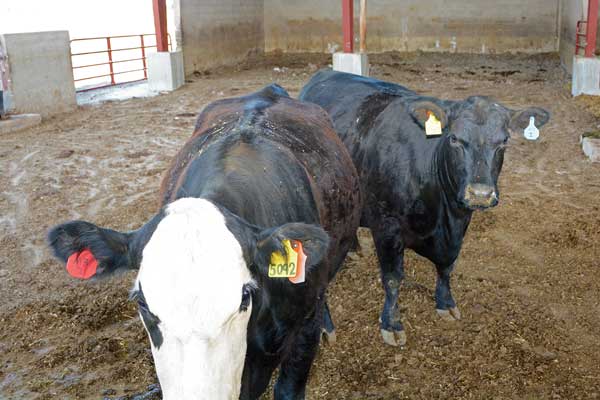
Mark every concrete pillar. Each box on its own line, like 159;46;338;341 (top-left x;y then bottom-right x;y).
0;31;76;116
333;52;369;76
572;55;600;96
147;51;184;92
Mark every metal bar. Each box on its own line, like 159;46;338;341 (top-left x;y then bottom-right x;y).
140;35;147;79
342;0;354;53
359;0;367;53
71;49;111;56
585;0;598;57
71;33;157;41
107;37;115;85
576;20;586;54
75;71;115;82
153;0;169;52
74;68;148;82
72;44;157;56
73;57;148;69
111;68;147;75
108;45;157;52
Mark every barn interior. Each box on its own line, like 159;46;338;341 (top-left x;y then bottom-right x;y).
1;1;599;399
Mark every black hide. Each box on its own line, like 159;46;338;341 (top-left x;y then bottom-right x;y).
300;70;549;344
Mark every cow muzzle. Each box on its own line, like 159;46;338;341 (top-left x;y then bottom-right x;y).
463;184;498;209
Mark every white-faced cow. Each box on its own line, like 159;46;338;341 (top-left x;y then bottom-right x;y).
47;84;362;399
300;70;549;346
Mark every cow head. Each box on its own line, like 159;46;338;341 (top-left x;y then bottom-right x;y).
409;97;549;210
47;198;329;399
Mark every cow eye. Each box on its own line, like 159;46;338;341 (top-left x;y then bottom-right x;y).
240;283;254;312
503;136;509;145
449;134;459;145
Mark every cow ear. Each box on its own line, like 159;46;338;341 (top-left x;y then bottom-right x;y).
254;223;329;275
47;212;162;279
509;107;550;132
408;100;449;130
47;221;132;279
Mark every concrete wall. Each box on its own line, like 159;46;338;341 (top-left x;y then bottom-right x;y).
178;0;264;74
560;0;585;73
265;0;561;54
0;31;76;116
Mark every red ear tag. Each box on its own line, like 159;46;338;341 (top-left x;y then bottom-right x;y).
66;249;98;279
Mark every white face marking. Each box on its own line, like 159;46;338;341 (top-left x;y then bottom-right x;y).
135;198;253;400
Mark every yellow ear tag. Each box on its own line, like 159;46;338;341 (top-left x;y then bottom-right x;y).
268;239;306;284
425;112;442;136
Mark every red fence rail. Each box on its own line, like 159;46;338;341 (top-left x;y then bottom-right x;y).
575;0;599;57
71;33;172;91
576;20;588;55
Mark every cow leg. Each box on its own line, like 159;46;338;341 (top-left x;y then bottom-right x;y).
240;353;279;400
372;223;406;347
274;309;322;400
321;231;358;345
321;300;336;344
435;261;461;321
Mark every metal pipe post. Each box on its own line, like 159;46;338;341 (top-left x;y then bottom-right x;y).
359;0;367;53
153;0;169;52
342;0;354;53
140;35;148;79
106;37;115;85
585;0;599;57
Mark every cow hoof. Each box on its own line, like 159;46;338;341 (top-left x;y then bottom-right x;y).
436;309;458;321
449;306;461;320
380;328;407;347
321;328;337;345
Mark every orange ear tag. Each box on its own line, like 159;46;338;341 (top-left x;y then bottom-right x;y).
288;240;306;284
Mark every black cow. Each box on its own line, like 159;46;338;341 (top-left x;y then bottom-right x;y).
47;85;362;399
300;70;549;346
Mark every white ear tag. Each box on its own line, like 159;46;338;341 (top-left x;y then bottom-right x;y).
425;112;442;136
524;116;539;141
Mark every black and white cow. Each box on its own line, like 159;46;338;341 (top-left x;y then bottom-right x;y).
300;70;549;346
47;84;362;399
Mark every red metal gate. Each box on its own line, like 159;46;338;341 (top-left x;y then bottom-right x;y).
71;33;172;91
575;0;598;57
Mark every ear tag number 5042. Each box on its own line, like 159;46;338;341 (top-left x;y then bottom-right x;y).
268;239;307;284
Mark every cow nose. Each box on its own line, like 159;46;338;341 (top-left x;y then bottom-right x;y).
464;184;498;208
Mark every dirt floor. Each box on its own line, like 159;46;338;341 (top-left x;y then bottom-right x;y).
1;52;599;400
